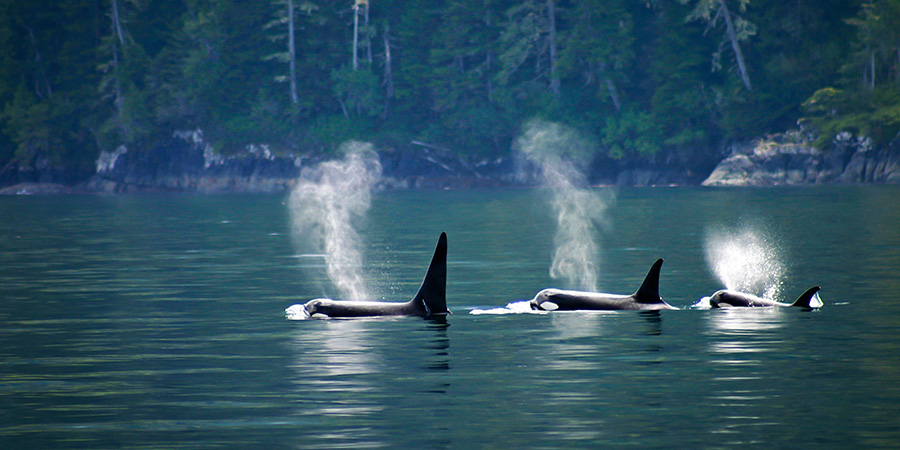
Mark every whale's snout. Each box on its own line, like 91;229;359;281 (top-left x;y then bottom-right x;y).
285;303;312;320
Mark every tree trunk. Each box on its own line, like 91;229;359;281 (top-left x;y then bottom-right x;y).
484;0;494;101
288;0;298;104
382;25;394;99
364;4;372;64
110;0;124;112
352;2;359;71
605;77;621;111
381;24;393;120
111;0;125;47
338;98;349;118
869;50;875;89
23;25;52;99
719;0;752;91
112;45;122;111
546;0;560;95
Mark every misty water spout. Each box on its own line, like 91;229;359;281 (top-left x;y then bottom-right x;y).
704;225;785;300
289;142;382;300
516;120;614;292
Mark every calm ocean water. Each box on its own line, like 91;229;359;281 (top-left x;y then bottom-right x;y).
1;186;899;449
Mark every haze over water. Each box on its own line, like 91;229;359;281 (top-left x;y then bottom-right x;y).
1;186;899;449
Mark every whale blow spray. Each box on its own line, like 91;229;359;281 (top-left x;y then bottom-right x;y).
516;120;614;292
289;142;382;300
704;225;785;300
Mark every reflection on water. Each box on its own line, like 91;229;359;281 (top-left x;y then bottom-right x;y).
703;308;790;444
287;318;451;449
519;311;671;445
638;311;663;337
529;313;606;445
708;307;786;333
289;320;386;448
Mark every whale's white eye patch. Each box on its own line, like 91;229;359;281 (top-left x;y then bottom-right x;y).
541;301;559;311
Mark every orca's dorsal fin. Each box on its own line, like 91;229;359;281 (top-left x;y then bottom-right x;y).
412;232;450;315
790;286;821;308
634;258;664;303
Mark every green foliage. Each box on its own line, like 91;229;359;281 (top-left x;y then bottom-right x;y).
309;114;374;151
0;0;897;182
842;0;900;89
646;4;718;150
1;85;95;172
557;0;634;111
331;65;381;118
601;108;661;160
801;86;900;146
496;0;551;87
2;87;57;162
681;0;756;88
794;1;900;148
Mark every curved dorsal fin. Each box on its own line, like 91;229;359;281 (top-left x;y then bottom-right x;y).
790;286;821;308
412;232;450;315
634;258;664;303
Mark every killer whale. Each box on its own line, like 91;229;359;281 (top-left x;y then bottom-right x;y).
285;232;450;319
705;286;822;308
529;258;677;311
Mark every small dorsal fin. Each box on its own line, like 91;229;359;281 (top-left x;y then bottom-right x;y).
412;232;450;315
634;258;664;303
790;286;821;308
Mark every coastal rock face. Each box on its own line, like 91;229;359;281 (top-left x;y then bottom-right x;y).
82;130;514;193
702;132;900;186
17;129;899;193
84;130;303;193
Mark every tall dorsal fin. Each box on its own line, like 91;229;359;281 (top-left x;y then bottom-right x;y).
411;232;450;315
633;258;664;303
790;286;821;308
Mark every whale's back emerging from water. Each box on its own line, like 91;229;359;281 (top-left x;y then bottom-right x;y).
530;258;676;311
286;232;450;319
706;286;822;308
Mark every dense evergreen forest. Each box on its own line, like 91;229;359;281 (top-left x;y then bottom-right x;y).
1;0;899;185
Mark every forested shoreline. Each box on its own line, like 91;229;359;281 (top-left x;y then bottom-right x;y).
1;0;899;188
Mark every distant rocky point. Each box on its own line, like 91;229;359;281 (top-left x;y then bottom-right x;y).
702;131;900;186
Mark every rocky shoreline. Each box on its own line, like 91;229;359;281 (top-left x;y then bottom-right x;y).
78;130;518;194
701;131;900;186
3;130;899;195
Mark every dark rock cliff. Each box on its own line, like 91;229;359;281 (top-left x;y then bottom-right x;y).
80;130;516;193
83;131;302;193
